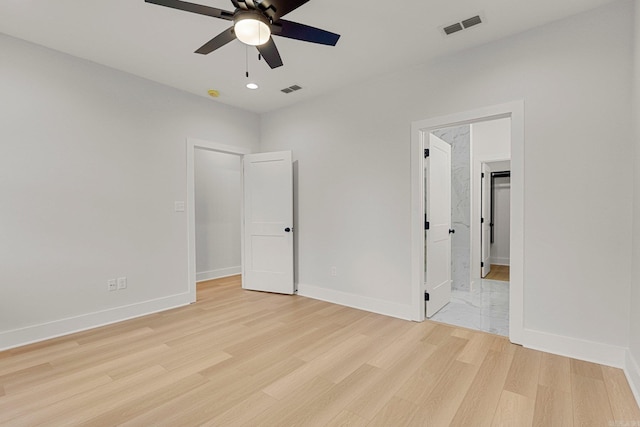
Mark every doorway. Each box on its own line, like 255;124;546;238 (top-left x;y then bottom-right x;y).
187;139;250;302
194;148;242;283
482;164;511;282
187;139;295;302
422;120;511;336
410;101;524;344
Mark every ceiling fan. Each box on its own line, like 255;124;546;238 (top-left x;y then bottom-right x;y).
145;0;340;69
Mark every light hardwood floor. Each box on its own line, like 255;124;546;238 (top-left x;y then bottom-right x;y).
484;265;510;282
1;275;639;426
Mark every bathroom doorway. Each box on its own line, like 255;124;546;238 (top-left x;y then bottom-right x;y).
411;101;523;343
432;120;511;336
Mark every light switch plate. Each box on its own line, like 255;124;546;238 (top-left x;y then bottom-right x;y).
174;201;185;212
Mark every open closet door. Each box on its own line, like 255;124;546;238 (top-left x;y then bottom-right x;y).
481;163;492;278
242;151;294;294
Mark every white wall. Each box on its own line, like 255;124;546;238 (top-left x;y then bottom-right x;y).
470;118;511;285
260;1;634;359
471;119;512;158
0;34;260;350
491;176;511;266
628;0;640;404
194;149;242;282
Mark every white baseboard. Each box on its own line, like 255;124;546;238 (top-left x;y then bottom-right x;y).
297;283;413;321
196;266;241;282
0;293;193;352
489;257;510;266
521;328;627;368
625;350;640;408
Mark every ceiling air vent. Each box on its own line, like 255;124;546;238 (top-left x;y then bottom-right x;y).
441;13;484;36
281;84;303;94
462;15;482;29
443;23;463;36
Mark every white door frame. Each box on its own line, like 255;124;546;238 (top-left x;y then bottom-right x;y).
186;138;251;303
410;101;524;344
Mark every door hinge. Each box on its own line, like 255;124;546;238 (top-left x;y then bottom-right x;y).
424;214;429;230
481;217;484;223
482;172;485;178
425;292;430;301
424;149;429;158
481;262;484;267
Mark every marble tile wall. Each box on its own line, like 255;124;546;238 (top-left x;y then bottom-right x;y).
432;125;471;291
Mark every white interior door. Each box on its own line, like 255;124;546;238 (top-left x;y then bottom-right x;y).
243;151;294;294
425;134;452;318
481;164;492;277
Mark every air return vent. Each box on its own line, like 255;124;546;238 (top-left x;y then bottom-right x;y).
443;23;463;35
441;14;484;36
462;15;482;29
281;84;302;94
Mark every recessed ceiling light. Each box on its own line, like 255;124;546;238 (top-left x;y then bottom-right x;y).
246;83;259;90
207;89;220;98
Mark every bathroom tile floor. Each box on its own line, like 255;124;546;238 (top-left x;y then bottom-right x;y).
430;279;509;336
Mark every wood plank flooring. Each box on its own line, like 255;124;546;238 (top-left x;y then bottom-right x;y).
1;275;639;426
484;264;510;282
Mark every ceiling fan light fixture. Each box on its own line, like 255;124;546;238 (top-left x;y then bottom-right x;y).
234;12;271;46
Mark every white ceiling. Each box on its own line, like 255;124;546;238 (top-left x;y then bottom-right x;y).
0;0;617;113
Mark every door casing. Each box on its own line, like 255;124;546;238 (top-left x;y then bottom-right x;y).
410;101;524;345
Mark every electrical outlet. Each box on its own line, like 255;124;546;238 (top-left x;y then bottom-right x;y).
117;277;127;290
107;279;117;292
330;266;337;277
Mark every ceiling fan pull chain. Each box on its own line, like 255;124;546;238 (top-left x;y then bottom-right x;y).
245;45;249;78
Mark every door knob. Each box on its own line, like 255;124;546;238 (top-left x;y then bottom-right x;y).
284;227;292;232
449;229;455;234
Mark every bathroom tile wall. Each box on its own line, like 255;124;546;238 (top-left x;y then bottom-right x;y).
432;125;471;291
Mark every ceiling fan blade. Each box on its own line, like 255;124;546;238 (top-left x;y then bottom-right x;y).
235;0;249;10
257;38;283;69
264;0;310;20
195;27;236;54
145;0;234;20
272;20;340;46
